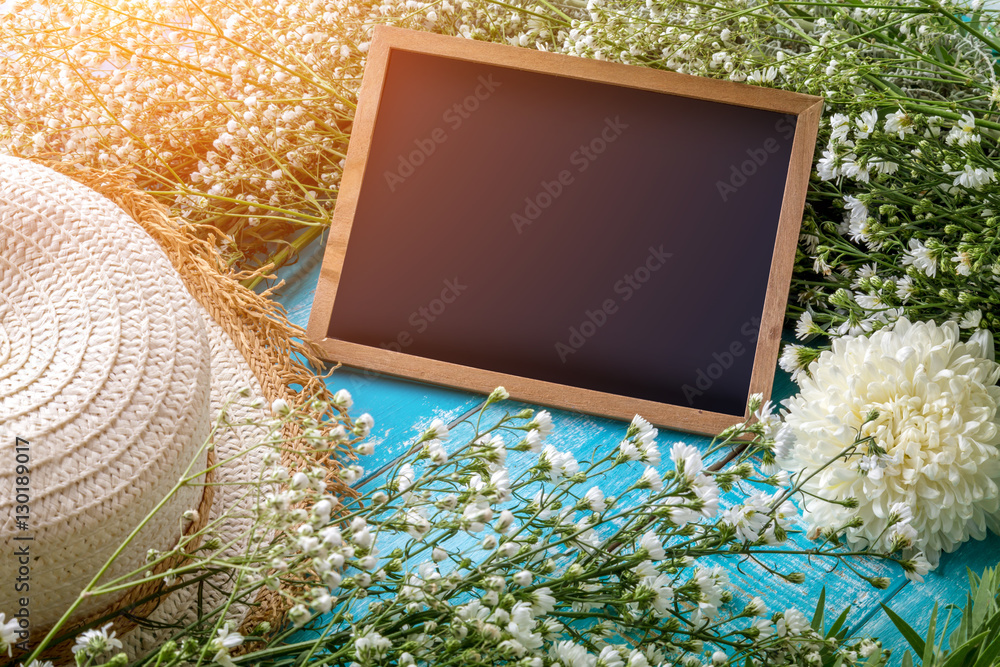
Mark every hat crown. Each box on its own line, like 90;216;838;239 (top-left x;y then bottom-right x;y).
0;155;213;632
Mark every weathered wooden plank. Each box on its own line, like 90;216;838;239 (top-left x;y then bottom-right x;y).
852;531;1000;659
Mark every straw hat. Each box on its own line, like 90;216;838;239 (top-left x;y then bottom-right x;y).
0;155;340;662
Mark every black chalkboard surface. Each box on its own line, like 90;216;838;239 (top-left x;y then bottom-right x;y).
309;26;822;435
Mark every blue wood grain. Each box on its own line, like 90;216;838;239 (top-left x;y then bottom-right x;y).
851;532;1000;660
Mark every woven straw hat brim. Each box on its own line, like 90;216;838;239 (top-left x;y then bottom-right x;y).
0;155;269;662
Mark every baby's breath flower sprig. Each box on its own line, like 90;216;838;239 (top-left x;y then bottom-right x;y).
16;392;907;666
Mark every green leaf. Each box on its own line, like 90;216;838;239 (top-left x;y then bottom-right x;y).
940;632;990;667
863;650;885;667
926;601;940;667
901;651;914;667
829;605;852;640
973;632;1000;667
813;587;826;633
882;603;926;657
974;569;996;630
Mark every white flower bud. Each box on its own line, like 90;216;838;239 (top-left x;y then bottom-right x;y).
513;570;532;587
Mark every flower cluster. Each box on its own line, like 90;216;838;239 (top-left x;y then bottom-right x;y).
11;383;937;667
778;318;1000;567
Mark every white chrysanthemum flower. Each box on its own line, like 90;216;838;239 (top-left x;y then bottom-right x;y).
778;318;1000;564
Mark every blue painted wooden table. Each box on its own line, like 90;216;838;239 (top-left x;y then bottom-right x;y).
267;237;1000;663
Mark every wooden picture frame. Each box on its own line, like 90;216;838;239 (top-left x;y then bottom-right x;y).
307;25;822;435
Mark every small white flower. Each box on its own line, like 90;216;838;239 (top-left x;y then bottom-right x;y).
749;617;774;640
640;530;665;559
830;113;851;143
598;645;625;667
795;310;817;341
354;627;392;662
432;547;448;562
540;445;579;481
495;509;515;533
952;251;974;276
333;388;353;409
423;417;450;440
670;442;704;479
618;439;642;461
901;238;937;277
71;622;123;657
210;623;244;667
629;414;656;440
270;397;291;416
888;522;918;550
489;386;510;402
777;608;810;637
903;553;932;582
895;275;914;302
773;425;795;459
529;587;556;615
946;112;980;146
816;147;839;180
394;463;415;493
354;413;374;437
960;310;983;329
522;429;544;452
637;466;663;492
513;570;533;587
528;410;554;439
950;164;996;190
554;640;593;667
584;487;607;512
426;439;448;465
0;614;19;657
290;471;310;490
746;596;767;616
843;195;870;243
626;648;650;667
884;110;914;139
855;110;877;139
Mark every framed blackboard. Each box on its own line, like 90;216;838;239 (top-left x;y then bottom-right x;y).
308;25;822;435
